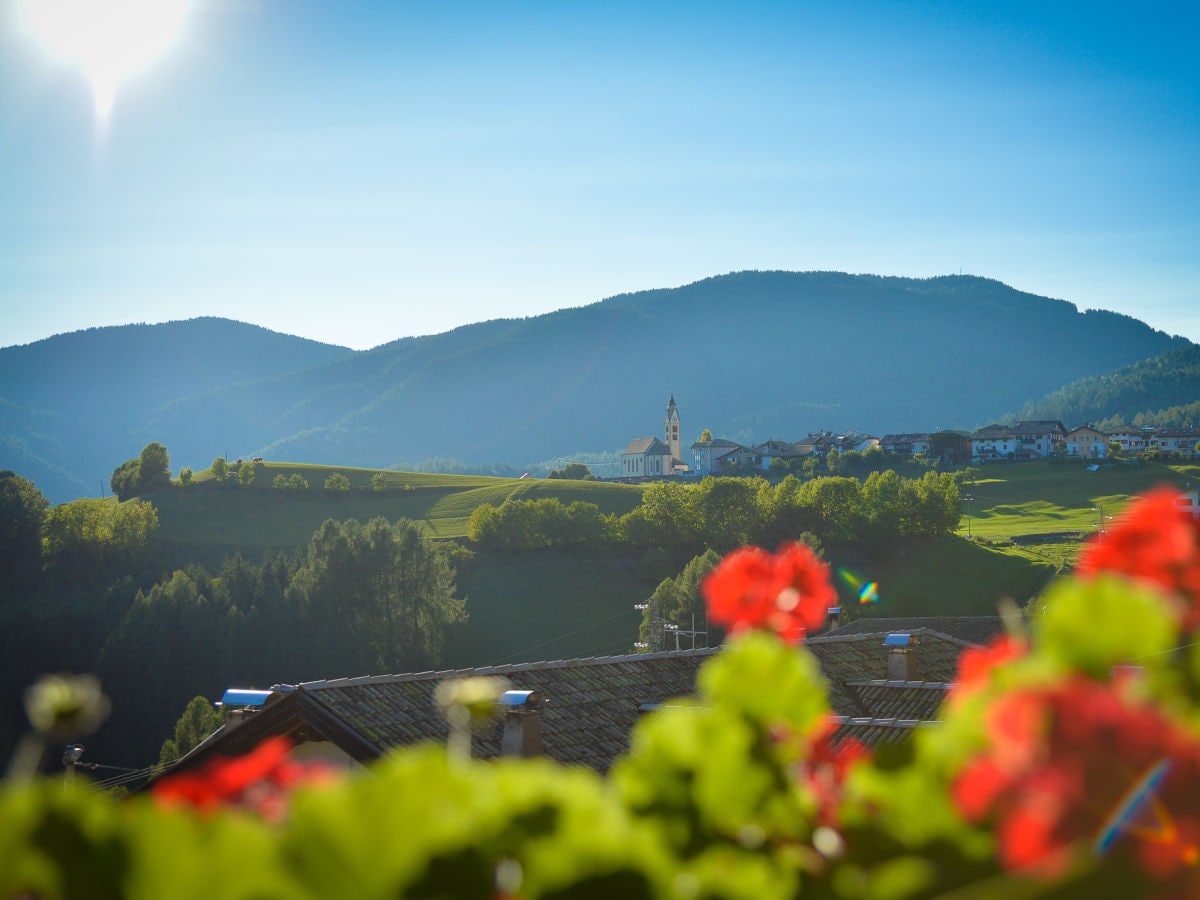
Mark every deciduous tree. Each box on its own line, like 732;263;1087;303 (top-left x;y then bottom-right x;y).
138;442;172;491
238;460;257;487
0;471;48;596
324;472;351;493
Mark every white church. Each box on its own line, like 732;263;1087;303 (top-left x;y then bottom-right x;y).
620;395;688;479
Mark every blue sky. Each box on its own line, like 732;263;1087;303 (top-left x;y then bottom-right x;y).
2;1;1197;350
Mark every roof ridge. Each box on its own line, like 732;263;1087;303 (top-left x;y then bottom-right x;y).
297;647;720;690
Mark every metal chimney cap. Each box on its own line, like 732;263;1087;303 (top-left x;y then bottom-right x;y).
827;606;841;615
883;633;914;648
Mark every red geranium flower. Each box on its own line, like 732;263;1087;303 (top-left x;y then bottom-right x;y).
801;716;871;827
952;677;1200;887
948;634;1027;707
154;736;339;821
703;542;836;644
1075;487;1200;629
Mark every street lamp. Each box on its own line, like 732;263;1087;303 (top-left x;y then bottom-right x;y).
63;744;84;786
963;494;974;539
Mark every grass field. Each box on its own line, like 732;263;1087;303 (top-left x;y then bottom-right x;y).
955;457;1200;540
155;462;644;546
447;554;651;668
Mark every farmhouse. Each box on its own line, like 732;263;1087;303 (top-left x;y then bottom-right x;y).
1063;425;1109;459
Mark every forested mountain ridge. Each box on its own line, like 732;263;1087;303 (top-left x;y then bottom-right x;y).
1009;344;1200;429
2;273;1190;503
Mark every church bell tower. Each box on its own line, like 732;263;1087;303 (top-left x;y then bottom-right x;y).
664;394;681;462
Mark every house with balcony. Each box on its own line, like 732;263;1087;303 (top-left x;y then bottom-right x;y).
1063;425;1109;459
1010;420;1067;458
879;434;933;456
1106;426;1156;454
970;424;1019;462
1151;428;1200;457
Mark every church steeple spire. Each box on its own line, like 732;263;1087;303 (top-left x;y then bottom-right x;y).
664;394;681;462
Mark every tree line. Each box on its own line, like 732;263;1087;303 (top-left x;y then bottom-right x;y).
468;470;961;556
0;465;467;768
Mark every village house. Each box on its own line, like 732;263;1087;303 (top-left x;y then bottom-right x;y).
1106;426;1156;454
879;433;933;456
969;424;1018;462
752;439;806;471
1151;428;1200;456
713;444;764;471
837;433;881;453
691;438;744;475
795;432;839;457
968;421;1063;462
1063;425;1109;459
1009;420;1066;458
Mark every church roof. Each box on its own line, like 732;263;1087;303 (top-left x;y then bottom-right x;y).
622;437;671;456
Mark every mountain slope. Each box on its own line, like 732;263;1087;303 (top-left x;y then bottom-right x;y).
148;272;1187;474
0;319;352;502
1010;345;1200;428
3;273;1190;503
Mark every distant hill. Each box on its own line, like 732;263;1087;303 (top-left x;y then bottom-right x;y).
0;319;351;502
1009;345;1200;429
1;273;1190;503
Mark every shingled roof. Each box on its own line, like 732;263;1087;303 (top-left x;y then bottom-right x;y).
166;628;981;778
833;616;1006;647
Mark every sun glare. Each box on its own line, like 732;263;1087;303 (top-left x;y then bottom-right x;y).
17;0;192;122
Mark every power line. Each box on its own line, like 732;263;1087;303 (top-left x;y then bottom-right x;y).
485;607;637;666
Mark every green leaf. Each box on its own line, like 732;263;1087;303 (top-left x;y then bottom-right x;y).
1038;574;1179;678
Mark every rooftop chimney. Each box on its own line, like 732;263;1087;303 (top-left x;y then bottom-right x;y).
883;633;919;681
217;688;272;732
825;606;842;632
499;690;546;757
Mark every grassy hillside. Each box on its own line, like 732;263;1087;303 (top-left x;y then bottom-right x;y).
832;458;1200;627
154;463;644;546
142;458;1200;665
957;457;1199;540
447;555;649;668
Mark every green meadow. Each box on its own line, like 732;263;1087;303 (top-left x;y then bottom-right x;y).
956;457;1199;540
157;462;644;546
848;457;1200;624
